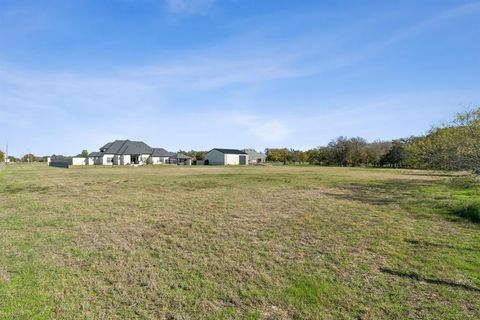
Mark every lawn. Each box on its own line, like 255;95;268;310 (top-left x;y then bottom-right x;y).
0;164;479;319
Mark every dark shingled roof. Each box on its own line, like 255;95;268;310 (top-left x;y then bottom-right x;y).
88;152;103;157
151;148;174;157
100;142;113;152
210;148;247;155
100;140;152;155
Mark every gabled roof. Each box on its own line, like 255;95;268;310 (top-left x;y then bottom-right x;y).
151;148;174;157
100;140;152;155
89;152;103;157
243;149;266;159
209;148;247;155
100;142;113;151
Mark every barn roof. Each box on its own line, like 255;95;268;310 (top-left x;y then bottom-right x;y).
210;148;247;155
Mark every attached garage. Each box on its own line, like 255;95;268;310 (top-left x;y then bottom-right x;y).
205;148;249;165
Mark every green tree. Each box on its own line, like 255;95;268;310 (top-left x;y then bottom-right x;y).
305;148;320;164
366;140;391;166
404;107;480;173
195;151;206;160
380;140;409;168
80;149;89;157
22;154;37;162
266;149;282;162
0;150;4;163
345;137;368;166
452;108;480;173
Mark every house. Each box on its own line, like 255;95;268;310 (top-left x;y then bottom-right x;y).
88;140;176;165
168;153;192;165
88;140;152;165
243;149;266;164
205;148;248;165
151;148;174;164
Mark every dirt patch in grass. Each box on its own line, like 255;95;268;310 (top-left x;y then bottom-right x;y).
0;268;9;282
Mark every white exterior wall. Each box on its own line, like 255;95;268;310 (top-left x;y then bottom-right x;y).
205;150;248;165
151;156;169;164
139;154;150;164
225;154;240;165
103;154;114;165
72;157;87;165
205;149;226;165
225;154;248;165
122;155;131;165
87;154;161;165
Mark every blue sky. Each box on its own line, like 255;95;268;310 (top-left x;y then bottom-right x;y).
0;0;479;156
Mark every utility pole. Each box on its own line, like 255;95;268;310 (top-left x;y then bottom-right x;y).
5;141;7;165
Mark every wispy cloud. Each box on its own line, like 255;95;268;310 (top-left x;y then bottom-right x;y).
0;1;479;156
229;113;291;143
382;1;480;47
0;59;477;155
165;0;215;15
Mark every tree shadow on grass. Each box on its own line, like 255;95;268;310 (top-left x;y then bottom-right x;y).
325;179;429;207
402;172;458;178
380;268;480;293
450;203;480;223
1;184;50;195
405;239;480;252
325;179;480;224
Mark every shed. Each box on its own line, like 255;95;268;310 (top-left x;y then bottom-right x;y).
168;153;192;165
243;149;266;164
205;148;248;165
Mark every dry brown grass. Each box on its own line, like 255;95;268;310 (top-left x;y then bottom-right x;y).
0;164;479;319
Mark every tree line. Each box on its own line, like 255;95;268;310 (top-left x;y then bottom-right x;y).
2;108;478;173
266;108;480;173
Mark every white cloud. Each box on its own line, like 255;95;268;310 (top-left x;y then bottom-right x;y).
1;1;479;155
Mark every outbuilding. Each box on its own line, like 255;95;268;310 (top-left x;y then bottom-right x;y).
243;149;266;164
168;153;192;165
205;148;248;165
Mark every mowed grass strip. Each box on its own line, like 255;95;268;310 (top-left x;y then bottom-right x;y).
0;164;479;319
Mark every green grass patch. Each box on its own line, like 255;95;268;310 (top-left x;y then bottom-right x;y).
282;275;333;312
0;164;479;318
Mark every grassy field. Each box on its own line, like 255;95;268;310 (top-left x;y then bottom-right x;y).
0;164;479;319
